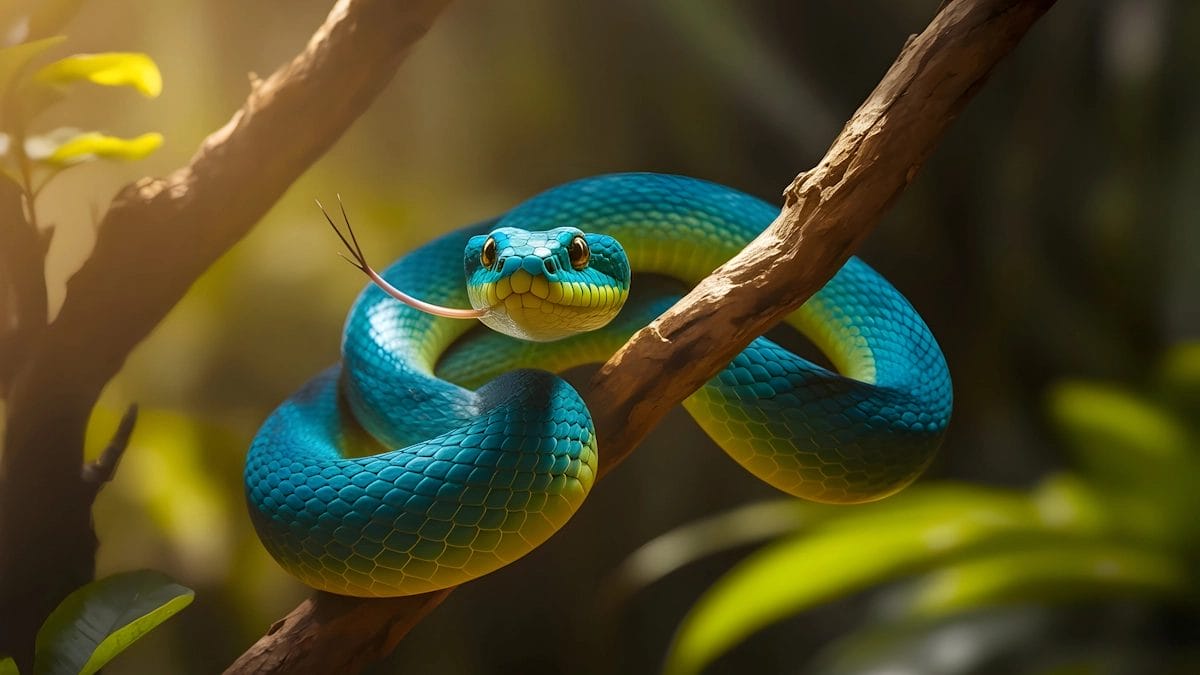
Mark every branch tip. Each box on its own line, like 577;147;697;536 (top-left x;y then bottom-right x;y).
82;403;138;490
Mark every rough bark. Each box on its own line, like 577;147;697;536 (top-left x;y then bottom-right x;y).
225;0;1057;673
0;0;451;667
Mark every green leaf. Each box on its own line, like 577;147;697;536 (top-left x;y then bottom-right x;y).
40;130;162;167
34;570;193;675
0;35;64;102
0;656;18;675
33;52;161;97
1157;341;1200;421
606;499;833;609
1047;381;1190;485
904;541;1191;618
663;486;1048;675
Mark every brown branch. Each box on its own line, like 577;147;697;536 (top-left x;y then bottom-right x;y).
0;0;451;667
226;591;451;674
0;176;47;395
589;0;1057;471
225;0;1057;672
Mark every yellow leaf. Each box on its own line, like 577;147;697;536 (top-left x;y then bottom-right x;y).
33;52;161;97
44;131;162;167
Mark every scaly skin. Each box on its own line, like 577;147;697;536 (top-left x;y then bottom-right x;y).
245;173;953;597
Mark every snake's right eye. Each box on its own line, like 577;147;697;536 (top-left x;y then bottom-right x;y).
480;237;497;269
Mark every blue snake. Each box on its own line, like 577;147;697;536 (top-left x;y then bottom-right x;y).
245;173;952;596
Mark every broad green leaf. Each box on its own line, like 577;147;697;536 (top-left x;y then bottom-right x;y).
34;570;193;675
1047;381;1190;484
0;35;63;103
0;656;18;675
33;52;161;97
663;486;1049;675
904;541;1190;618
1030;474;1109;535
41;131;162;167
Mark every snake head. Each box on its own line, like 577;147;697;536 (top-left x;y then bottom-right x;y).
464;226;630;342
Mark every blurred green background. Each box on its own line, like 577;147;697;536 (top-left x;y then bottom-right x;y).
12;0;1200;672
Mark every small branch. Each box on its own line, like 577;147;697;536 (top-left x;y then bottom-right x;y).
227;0;1057;672
81;404;138;492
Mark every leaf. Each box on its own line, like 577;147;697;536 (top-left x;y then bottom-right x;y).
33;52;161;97
0;35;64;102
605;499;832;609
34;570;193;675
1047;381;1191;486
1157;341;1200;421
662;486;1051;675
903;541;1191;619
20;125;78;159
40;131;162;167
0;656;18;675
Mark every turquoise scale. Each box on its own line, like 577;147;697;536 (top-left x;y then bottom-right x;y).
245;173;953;597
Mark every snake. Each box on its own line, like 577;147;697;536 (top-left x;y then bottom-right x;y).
245;172;953;597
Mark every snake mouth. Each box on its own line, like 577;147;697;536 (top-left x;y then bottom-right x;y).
484;270;623;310
469;269;628;342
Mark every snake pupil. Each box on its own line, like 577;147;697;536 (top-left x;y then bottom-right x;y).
567;235;590;270
481;236;497;269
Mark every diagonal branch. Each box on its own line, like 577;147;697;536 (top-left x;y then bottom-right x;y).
225;0;1057;673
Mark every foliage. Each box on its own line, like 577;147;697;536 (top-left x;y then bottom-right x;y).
0;34;162;213
615;343;1200;675
0;571;193;675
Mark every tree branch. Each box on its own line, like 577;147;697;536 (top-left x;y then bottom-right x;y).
0;175;47;396
0;0;451;667
225;0;1057;672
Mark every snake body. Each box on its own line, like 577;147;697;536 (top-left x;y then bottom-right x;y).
245;173;952;596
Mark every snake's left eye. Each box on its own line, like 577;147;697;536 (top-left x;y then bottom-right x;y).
567;235;590;270
480;237;497;269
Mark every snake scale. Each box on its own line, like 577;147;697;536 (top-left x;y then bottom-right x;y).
245;173;953;596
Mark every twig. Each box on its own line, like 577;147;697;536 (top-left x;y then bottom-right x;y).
226;1;1058;673
81;404;138;492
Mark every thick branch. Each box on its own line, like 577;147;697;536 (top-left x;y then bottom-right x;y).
226;591;451;674
0;0;451;667
227;0;1057;672
0;176;47;395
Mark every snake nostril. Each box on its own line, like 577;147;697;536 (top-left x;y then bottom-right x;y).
544;258;557;275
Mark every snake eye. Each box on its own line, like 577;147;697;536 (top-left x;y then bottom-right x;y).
567;235;590;271
480;237;497;269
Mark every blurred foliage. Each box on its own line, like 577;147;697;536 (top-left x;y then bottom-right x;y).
640;343;1200;675
0;570;192;675
0;0;1194;673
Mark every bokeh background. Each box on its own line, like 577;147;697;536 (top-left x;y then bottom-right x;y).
12;0;1199;672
